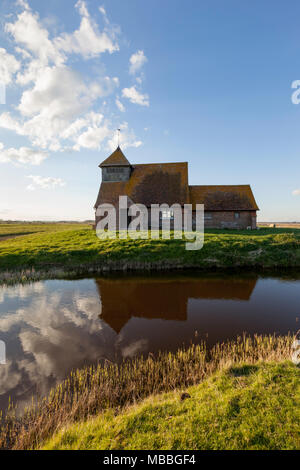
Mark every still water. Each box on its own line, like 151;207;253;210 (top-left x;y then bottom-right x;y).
0;272;299;413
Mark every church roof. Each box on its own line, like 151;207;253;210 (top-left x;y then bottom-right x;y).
99;146;131;167
95;162;189;208
95;155;259;211
189;185;259;210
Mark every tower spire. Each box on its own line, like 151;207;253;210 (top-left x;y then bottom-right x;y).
117;128;121;147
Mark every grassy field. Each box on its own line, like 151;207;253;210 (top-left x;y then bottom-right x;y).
0;334;295;450
43;361;299;450
0;222;89;238
0;223;300;281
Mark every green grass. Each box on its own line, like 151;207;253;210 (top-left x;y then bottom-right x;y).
42;361;299;450
0;224;300;281
0;334;294;450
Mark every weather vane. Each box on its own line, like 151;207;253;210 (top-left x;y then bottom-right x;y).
117;128;121;147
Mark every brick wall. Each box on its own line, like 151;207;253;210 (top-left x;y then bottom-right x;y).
95;206;257;231
195;210;257;229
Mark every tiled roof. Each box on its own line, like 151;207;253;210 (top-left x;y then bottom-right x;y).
99;146;131;167
189;185;259;210
94;181;127;208
95;162;189;207
95;149;259;211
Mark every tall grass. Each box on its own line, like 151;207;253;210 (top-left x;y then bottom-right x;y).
0;334;294;450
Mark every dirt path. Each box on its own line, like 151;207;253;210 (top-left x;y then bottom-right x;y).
0;233;34;242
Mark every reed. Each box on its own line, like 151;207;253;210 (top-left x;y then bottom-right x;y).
0;334;294;450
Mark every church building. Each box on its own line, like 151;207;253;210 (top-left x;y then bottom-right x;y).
94;147;259;230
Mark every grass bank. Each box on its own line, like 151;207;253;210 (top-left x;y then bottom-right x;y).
0;334;296;450
43;361;299;450
1;224;300;283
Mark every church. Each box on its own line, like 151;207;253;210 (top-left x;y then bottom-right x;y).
94;146;259;230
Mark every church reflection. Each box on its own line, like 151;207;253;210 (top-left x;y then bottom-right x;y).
1;274;299;415
96;276;258;334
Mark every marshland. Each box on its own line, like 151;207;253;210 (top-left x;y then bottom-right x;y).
0;222;299;450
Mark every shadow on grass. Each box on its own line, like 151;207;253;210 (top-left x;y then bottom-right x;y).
205;228;300;237
0;232;36;239
228;365;259;377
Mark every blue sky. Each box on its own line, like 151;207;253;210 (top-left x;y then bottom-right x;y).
0;0;300;221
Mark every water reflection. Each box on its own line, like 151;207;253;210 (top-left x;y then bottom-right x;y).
97;276;257;333
0;273;299;413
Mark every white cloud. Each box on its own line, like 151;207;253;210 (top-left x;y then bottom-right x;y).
0;143;47;165
0;2;123;154
0;47;20;85
54;1;119;59
115;98;125;112
16;0;30;10
0;286;113;407
18;66;86;117
99;6;107;16
99;5;110;26
0;112;24;133
5;9;63;67
14;46;32;60
61;112;110;151
26;175;66;190
6;6;64;87
122;86;149;106
75;0;89;18
129;50;147;75
0;66;117;151
292;189;300;196
0;1;147;164
60;117;89;140
122;339;148;358
5;1;119;86
74;124;110;151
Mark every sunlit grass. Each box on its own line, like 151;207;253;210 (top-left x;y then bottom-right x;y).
43;361;300;450
0;225;300;282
